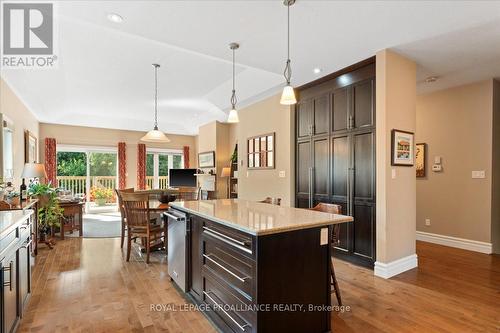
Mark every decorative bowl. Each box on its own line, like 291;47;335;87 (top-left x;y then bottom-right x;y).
159;193;177;204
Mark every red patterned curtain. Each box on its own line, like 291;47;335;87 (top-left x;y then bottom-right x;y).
183;146;190;168
44;138;57;186
137;143;146;190
118;142;126;189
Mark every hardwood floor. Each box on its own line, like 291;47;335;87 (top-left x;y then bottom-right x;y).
18;239;499;332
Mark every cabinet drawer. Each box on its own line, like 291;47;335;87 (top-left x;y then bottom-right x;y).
203;240;254;300
202;220;254;258
0;228;19;255
203;275;254;333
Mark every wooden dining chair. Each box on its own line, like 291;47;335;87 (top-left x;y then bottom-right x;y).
115;188;134;249
121;192;166;264
259;197;282;206
310;202;343;306
177;187;200;201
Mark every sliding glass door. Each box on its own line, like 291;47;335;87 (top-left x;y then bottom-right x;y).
57;146;118;212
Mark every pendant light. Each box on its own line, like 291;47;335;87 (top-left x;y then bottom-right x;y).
280;0;297;105
141;64;171;143
227;42;240;123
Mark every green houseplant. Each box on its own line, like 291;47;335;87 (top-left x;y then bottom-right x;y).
28;183;64;241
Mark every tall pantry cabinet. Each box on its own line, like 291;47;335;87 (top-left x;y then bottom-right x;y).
295;59;376;268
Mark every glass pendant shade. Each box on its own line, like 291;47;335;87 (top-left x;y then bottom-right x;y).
227;108;239;123
140;128;171;143
280;84;297;105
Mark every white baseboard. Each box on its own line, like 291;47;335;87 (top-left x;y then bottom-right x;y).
374;254;418;279
416;231;492;254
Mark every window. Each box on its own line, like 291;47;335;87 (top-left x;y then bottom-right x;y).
146;149;184;189
247;133;275;169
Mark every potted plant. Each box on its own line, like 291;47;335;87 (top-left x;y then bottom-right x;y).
28;183;64;242
92;187;112;206
6;191;20;206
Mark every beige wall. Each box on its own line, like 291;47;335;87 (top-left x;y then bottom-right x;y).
416;80;494;244
39;123;196;189
375;50;417;265
493;79;500;253
232;94;295;206
0;78;40;187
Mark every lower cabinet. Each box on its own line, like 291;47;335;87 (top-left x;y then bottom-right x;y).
0;211;34;333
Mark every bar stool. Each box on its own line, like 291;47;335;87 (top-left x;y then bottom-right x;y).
310;202;343;306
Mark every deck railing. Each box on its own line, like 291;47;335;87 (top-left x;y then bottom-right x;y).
57;175;168;193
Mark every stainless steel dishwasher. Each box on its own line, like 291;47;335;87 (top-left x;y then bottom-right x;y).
164;208;188;292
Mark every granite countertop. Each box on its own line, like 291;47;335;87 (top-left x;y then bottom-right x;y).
0;210;32;239
169;199;353;236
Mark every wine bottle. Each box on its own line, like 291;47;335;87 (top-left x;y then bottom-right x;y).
20;179;27;201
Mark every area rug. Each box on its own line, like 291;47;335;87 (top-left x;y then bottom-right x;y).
77;213;122;238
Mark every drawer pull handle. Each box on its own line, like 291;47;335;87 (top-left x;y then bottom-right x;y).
3;261;13;291
22;239;32;249
20;225;29;230
203;291;250;332
203;254;249;283
203;227;252;255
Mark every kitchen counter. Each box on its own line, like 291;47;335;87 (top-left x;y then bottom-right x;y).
169;199;353;236
0;210;32;239
168;199;353;333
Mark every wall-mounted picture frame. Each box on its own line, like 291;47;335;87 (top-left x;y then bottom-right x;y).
416;143;426;177
391;129;414;166
24;130;37;163
247;132;275;169
198;151;215;168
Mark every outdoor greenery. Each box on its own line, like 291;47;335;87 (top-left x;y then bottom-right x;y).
91;187;113;200
146;153;183;176
57;152;117;176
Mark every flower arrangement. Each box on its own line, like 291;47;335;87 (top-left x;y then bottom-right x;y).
90;187;114;206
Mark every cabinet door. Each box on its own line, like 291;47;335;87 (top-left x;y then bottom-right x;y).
19;239;32;313
352;132;376;261
189;216;203;301
312;137;329;199
296;100;312;139
331;135;350;251
352;79;374;129
2;251;19;333
296;140;312;200
313;95;329;136
331;87;349;132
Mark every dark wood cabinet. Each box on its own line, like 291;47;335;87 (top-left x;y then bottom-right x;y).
295;60;376;268
0;211;34;333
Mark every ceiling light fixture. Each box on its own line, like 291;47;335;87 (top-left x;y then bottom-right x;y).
425;76;439;83
107;13;123;23
227;42;240;123
280;0;297;105
141;64;170;143
313;68;322;74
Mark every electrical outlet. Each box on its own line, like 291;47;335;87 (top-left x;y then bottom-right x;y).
425;219;431;226
279;171;286;178
472;170;485;179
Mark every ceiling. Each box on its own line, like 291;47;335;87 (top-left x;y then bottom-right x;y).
2;1;500;135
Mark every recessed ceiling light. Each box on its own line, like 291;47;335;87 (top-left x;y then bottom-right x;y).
107;13;123;23
425;76;438;83
313;68;322;74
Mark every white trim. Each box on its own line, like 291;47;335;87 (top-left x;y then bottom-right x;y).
57;144;117;153
416;231;492;254
374;254;418;279
146;147;183;154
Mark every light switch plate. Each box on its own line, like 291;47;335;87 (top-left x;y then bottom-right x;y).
472;170;485;179
391;169;396;179
279;171;286;178
425;219;431;226
434;156;441;164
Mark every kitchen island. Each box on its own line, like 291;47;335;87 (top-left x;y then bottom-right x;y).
168;199;353;333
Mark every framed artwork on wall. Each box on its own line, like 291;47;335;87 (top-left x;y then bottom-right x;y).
391;129;414;166
247;132;275;169
416;143;426;177
24;130;37;163
198;151;215;168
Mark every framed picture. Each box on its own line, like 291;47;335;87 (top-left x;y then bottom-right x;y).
391;129;414;166
24;130;37;163
198;151;215;168
416;143;426;177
